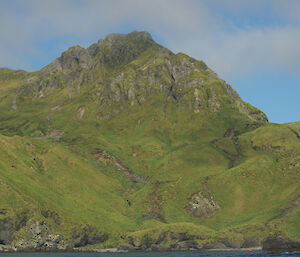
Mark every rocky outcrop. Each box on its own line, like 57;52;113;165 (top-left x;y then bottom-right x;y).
263;233;300;252
60;46;92;72
0;219;110;252
119;230;262;251
222;83;268;123
0;212;28;245
0;218;16;245
122;231;208;251
94;31;155;66
0;217;66;252
186;191;220;218
41;46;92;75
14;221;66;251
72;225;108;248
236;101;268;123
41;30;155;77
15;30;268;129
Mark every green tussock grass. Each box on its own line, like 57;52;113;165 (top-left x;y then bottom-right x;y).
0;33;299;246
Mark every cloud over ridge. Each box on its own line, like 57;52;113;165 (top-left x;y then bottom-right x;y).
1;0;300;80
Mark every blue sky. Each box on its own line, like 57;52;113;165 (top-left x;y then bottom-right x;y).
0;0;300;123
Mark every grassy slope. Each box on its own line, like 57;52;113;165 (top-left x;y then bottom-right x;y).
0;36;299;247
0;134;138;232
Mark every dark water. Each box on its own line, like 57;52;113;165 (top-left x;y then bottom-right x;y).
0;251;299;257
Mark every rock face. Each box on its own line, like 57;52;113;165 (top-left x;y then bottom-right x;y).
93;31;155;66
61;46;92;72
121;231;209;251
0;218;108;252
186;191;220;218
19;30;267;127
0;218;16;245
41;31;154;77
119;230;261;251
0;212;28;245
14;221;66;251
72;225;108;248
263;234;300;252
41;46;92;75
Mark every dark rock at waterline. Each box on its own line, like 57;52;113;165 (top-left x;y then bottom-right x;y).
72;225;108;247
242;237;262;248
170;240;202;250
263;234;300;252
203;241;228;250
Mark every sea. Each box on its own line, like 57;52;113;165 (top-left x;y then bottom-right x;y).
0;251;299;257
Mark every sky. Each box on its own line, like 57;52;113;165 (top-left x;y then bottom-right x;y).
0;0;300;123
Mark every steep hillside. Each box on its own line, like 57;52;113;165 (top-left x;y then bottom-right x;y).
0;31;298;252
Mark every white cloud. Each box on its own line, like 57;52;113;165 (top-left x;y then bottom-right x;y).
0;0;300;81
199;26;300;78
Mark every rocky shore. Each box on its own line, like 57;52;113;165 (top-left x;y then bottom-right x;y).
262;234;300;253
0;216;299;253
0;220;299;253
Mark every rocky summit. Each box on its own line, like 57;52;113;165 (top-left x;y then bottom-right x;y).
0;31;299;252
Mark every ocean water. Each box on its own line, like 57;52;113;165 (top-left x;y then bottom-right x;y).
0;251;299;257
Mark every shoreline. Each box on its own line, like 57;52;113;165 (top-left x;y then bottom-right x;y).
1;242;300;254
2;245;296;254
205;246;262;251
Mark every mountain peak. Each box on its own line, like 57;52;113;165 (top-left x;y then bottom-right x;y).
1;30;299;253
28;30;268;126
41;31;158;75
87;30;157;66
103;30;153;44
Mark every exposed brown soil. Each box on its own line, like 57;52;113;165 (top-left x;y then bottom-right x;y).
93;151;149;183
145;181;171;222
147;182;162;220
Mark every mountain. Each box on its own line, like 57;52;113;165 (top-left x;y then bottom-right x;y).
0;31;299;252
